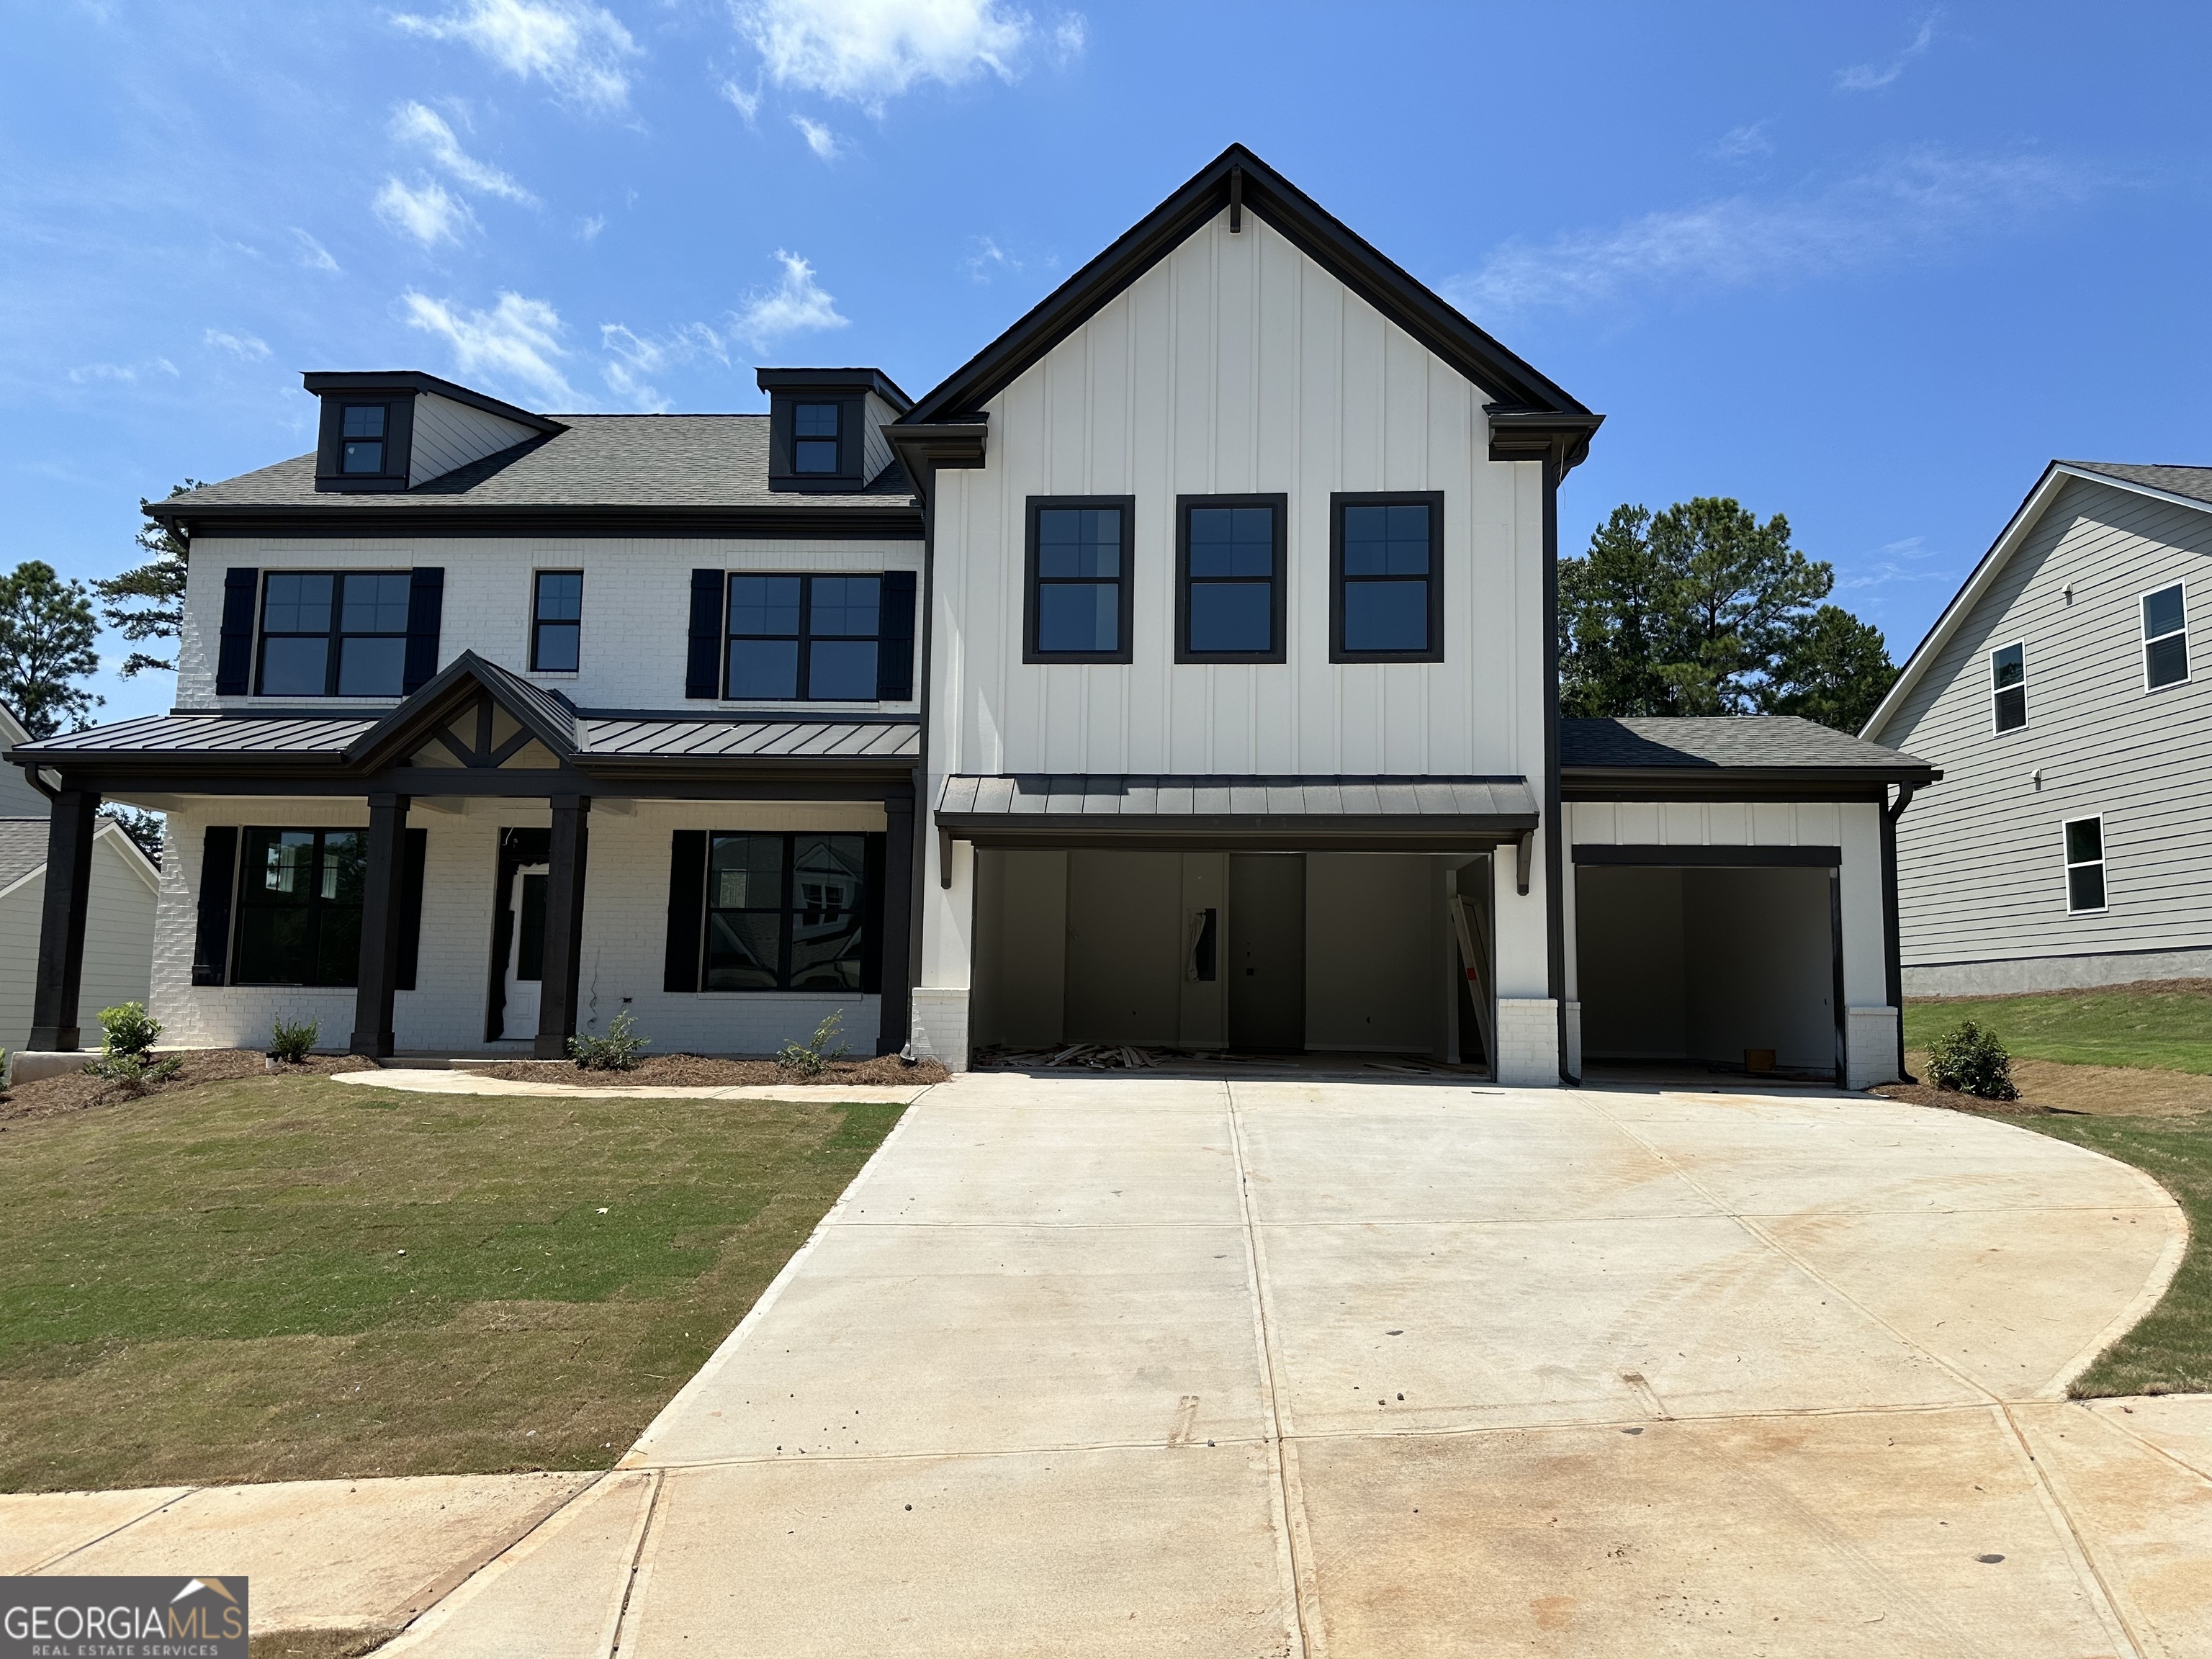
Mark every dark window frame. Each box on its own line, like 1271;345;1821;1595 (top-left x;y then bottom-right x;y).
1328;490;1445;663
2141;581;2190;691
698;830;882;994
722;571;886;702
255;570;415;698
530;569;584;673
1990;640;2027;734
791;402;843;475
1174;493;1289;665
1023;495;1136;665
229;827;367;987
767;392;864;490
2062;813;2108;914
313;394;413;492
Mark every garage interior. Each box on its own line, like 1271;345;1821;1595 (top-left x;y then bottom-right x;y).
1575;855;1843;1082
970;849;1496;1070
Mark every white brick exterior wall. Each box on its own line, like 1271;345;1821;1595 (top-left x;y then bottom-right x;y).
156;798;887;1056
908;987;970;1072
1493;997;1560;1088
1846;1006;1901;1092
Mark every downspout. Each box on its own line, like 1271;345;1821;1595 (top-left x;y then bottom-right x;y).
903;462;938;1060
1542;449;1575;1086
1881;781;1919;1082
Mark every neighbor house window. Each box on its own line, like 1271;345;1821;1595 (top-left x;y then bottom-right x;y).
703;832;871;992
2144;583;2189;690
1331;493;1443;662
232;828;365;985
725;574;880;700
2063;815;2107;913
793;403;841;474
531;571;583;673
1177;495;1287;663
258;572;412;697
1991;642;2026;732
339;404;390;475
1025;498;1134;662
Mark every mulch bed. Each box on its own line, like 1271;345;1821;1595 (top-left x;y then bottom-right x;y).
0;1050;374;1125
1872;1079;2051;1115
474;1052;948;1088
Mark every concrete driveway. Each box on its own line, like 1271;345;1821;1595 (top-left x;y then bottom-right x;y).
394;1073;2209;1658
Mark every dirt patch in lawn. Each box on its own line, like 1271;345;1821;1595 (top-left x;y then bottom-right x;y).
1876;1053;2212;1119
475;1053;948;1088
1;1050;374;1125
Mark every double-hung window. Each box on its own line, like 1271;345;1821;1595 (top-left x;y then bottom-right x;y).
703;832;873;992
1025;497;1134;662
2063;815;2107;914
1331;493;1444;662
1990;642;2027;733
725;574;881;700
2144;583;2189;690
1177;495;1287;663
232;828;366;985
793;403;842;475
258;572;413;697
531;571;583;673
338;404;390;475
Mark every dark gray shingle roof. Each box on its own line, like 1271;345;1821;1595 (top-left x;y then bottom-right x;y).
1563;716;1933;775
0;818;48;889
150;415;915;517
2059;461;2212;508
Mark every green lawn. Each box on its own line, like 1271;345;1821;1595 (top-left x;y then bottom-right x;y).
1905;981;2212;1075
0;1075;901;1493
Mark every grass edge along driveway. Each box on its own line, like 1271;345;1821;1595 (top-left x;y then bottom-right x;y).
0;1074;902;1493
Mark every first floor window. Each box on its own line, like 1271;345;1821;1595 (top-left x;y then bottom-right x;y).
1332;493;1443;660
2064;816;2107;913
233;828;365;984
726;573;880;700
259;571;412;697
1026;498;1133;661
532;570;583;672
2144;583;2189;690
1177;495;1286;662
1991;641;2026;732
703;832;873;992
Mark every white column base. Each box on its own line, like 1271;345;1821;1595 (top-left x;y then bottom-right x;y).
1846;1005;1902;1090
909;987;971;1073
1494;998;1561;1088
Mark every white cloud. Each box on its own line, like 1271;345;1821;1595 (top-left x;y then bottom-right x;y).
1712;122;1772;161
68;357;179;385
599;320;729;410
577;213;607;240
204;328;271;361
1447;148;2095;318
734;0;1078;112
403;289;578;404
961;235;1018;282
393;0;641;112
719;76;761;124
791;114;845;160
1837;12;1939;92
595;251;848;405
391;101;535;202
374;176;476;246
291;228;342;272
732;249;848;349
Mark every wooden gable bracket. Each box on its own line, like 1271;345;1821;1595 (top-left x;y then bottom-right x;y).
430;692;549;769
1516;829;1533;896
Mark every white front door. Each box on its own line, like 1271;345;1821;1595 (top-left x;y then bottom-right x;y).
501;865;549;1040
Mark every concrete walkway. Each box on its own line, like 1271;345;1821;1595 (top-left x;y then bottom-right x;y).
384;1073;2209;1657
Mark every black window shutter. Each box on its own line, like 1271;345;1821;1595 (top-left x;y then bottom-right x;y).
403;567;445;693
686;570;724;698
395;828;429;991
192;826;238;985
664;830;706;992
876;570;917;700
216;569;258;696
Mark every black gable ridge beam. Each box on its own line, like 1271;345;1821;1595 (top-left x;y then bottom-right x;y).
899;143;1599;449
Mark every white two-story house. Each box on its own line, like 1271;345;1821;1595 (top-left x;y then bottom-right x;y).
8;147;1933;1087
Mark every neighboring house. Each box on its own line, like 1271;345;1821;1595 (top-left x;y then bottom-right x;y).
1865;462;2211;994
0;702;161;1056
4;147;1933;1086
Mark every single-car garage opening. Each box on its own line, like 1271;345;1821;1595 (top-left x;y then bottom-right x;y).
1575;848;1843;1084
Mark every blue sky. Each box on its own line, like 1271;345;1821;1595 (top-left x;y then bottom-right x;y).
6;1;2211;724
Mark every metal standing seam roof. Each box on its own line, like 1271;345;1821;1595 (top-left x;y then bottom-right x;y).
938;774;1539;822
8;712;374;759
1560;716;1936;775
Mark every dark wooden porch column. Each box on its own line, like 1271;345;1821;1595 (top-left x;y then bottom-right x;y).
534;794;590;1059
876;790;915;1056
350;793;411;1058
29;783;99;1051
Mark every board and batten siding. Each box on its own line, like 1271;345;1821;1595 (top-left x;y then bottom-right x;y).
1873;476;2212;977
175;534;922;711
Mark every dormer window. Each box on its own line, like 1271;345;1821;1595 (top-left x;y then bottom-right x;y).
340;405;390;475
793;404;842;474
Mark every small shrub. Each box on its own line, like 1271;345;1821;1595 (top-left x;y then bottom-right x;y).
97;1002;163;1060
269;1016;320;1064
570;1010;649;1071
85;1051;184;1094
1925;1019;2018;1100
777;1010;850;1079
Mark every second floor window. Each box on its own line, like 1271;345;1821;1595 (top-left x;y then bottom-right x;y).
259;572;411;697
340;404;389;475
793;403;841;473
1332;493;1443;661
2144;583;2189;690
1990;641;2026;733
531;571;583;672
726;573;880;700
1026;498;1133;662
1177;495;1287;663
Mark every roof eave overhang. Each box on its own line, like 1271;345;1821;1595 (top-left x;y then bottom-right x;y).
882;420;989;504
300;372;566;434
938;812;1536;853
141;502;925;538
1563;764;1941;803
